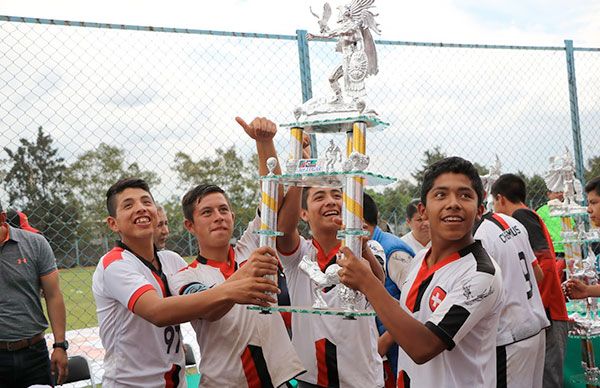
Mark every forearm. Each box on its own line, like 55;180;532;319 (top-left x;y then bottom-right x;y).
139;286;233;326
586;285;600;297
277;187;302;253
256;140;284;209
362;280;444;364
378;331;395;357
45;294;66;342
256;140;281;176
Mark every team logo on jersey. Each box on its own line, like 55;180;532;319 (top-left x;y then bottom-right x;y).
180;282;211;295
429;286;446;312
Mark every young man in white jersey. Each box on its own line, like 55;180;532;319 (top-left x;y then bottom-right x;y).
167;117;305;387
474;211;549;388
277;169;385;386
338;156;503;387
93;178;279;388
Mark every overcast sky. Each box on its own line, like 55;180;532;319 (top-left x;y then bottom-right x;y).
1;0;598;204
1;0;599;47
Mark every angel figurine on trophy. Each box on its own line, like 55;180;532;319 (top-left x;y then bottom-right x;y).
545;148;586;215
296;0;381;122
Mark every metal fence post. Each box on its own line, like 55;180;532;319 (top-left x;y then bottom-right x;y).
564;39;586;190
296;29;317;157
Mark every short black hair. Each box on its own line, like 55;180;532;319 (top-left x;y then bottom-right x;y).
182;184;229;222
491;174;526;204
363;193;378;226
421;156;484;206
106;178;152;217
406;198;421;220
585;176;600;196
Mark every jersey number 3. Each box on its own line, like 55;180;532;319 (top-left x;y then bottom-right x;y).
518;251;533;299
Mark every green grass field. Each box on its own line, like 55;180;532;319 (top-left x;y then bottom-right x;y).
45;256;197;332
43;266;98;332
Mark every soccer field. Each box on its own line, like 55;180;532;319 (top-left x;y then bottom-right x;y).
44;266;98;332
46;257;197;332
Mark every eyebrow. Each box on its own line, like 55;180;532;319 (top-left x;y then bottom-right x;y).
431;185;475;192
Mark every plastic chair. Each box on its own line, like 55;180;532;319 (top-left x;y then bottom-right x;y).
63;355;96;387
184;343;197;367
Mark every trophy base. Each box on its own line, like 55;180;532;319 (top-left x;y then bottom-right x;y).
571;373;600;385
281;115;389;134
247;305;376;319
568;316;600;339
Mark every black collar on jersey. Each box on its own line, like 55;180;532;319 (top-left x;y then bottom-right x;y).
196;245;238;279
116;240;173;297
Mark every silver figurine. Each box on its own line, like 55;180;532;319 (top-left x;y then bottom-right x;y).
295;0;381;122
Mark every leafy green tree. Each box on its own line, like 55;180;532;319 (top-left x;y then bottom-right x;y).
65;143;160;259
2;126;78;263
586;155;600;182
516;172;548;210
172;146;260;237
412;146;447;187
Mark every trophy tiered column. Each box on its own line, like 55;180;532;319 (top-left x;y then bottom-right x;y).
258;157;282;303
545;151;600;386
247;0;393;318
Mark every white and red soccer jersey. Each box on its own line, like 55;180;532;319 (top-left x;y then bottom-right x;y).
474;212;549;346
280;237;384;388
396;241;503;388
168;246;305;388
92;245;187;388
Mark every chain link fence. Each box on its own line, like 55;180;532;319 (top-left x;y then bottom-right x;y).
1;15;599;385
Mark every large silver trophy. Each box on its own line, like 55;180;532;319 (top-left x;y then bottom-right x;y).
250;0;394;319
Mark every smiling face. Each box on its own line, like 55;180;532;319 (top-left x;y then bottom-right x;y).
107;188;157;242
184;192;235;251
301;187;343;234
420;172;483;247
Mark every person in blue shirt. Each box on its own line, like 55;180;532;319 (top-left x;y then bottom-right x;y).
363;193;415;387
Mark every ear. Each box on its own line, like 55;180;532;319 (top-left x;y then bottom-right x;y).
477;203;485;218
417;202;428;221
231;211;236;224
184;219;194;234
300;209;310;223
0;212;6;225
106;216;119;233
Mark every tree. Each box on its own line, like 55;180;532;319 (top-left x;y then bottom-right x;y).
586;155;600;182
412;146;447;187
2;126;78;263
65;143;160;259
516;172;548;210
172;146;260;237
